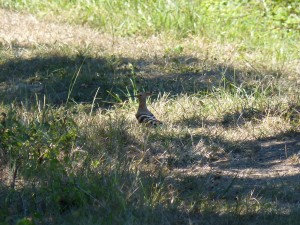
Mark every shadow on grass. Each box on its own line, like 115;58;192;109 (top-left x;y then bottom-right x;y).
165;129;300;169
1;167;300;225
1;48;299;225
0;52;277;107
149;126;300;207
1;115;299;224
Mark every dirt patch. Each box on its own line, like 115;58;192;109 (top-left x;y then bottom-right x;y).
172;133;300;206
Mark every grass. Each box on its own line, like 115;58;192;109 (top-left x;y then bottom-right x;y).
1;88;299;224
1;0;299;65
0;1;300;225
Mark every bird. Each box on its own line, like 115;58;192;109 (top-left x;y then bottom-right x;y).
135;92;162;126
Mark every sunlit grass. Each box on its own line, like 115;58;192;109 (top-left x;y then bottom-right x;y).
1;0;299;64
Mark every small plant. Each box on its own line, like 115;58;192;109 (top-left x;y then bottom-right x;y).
0;103;78;188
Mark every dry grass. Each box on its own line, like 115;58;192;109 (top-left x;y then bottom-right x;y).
0;7;300;225
1;8;299;76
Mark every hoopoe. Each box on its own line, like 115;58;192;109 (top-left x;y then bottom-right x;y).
135;92;162;126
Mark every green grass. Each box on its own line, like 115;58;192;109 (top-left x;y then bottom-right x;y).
0;1;300;224
1;91;299;224
1;0;299;63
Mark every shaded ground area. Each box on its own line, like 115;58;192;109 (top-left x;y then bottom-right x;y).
2;9;297;106
0;53;266;105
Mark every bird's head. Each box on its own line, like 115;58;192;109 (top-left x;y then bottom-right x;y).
134;92;153;101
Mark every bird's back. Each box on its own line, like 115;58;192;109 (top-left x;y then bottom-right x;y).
136;112;162;126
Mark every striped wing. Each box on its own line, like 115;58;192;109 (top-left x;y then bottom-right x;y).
136;113;162;126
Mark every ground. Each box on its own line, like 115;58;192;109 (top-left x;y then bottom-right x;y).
0;7;300;225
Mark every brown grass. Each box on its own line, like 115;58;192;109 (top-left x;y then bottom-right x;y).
0;8;300;225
